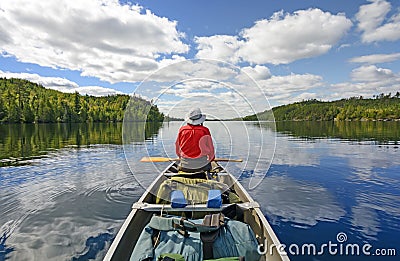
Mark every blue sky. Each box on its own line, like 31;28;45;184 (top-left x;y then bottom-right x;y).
1;0;399;118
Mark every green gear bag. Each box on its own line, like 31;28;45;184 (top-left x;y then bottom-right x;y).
131;215;260;261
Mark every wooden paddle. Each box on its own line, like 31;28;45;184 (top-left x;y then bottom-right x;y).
140;157;243;162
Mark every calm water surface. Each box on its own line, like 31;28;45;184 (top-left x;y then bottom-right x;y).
0;121;399;260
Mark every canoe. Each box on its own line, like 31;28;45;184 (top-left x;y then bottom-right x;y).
103;161;289;261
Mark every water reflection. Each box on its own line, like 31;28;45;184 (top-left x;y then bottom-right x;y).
274;121;400;144
1;121;399;260
72;232;114;261
0;122;162;166
0;232;14;259
249;121;400;256
352;192;400;241
253;175;346;228
0;145;144;261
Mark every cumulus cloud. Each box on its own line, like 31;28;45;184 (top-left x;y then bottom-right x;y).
0;0;189;83
238;9;352;64
329;65;400;99
194;8;352;65
154;69;325;116
70;86;123;96
349;53;400;64
2;1;398;113
240;65;272;81
130;60;276;118
356;0;400;42
230;65;323;106
252;73;325;106
350;65;395;82
156;80;264;119
0;70;78;89
265;73;323;92
194;35;242;63
256;73;324;104
0;1;366;112
0;70;123;96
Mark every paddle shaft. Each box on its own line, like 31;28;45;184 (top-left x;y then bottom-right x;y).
140;157;242;162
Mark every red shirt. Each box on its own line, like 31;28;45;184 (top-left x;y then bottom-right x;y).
175;124;215;160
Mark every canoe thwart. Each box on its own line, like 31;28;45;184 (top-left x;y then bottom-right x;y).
131;201;260;211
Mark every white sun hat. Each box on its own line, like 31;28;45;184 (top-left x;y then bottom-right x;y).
185;107;206;125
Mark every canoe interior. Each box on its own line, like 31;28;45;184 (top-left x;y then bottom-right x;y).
104;162;289;261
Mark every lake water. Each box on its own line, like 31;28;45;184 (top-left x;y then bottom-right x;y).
0;121;399;260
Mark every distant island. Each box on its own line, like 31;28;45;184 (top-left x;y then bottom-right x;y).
242;94;400;121
0;78;164;123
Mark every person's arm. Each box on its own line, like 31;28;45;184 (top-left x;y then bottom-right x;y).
199;128;215;161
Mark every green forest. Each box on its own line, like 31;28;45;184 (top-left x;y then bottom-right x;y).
243;93;400;121
0;78;164;123
2;77;399;123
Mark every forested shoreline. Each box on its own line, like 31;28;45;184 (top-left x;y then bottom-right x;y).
243;94;400;121
0;78;164;123
2;78;399;123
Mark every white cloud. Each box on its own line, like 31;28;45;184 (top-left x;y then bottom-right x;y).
0;0;189;83
266;73;323;91
0;70;123;96
256;73;325;106
0;70;79;89
329;65;400;99
240;65;272;81
349;53;400;64
356;0;400;42
131;59;273;117
1;1;387;111
193;8;352;65
356;0;391;32
156;80;261;119
350;65;395;82
294;92;318;101
237;9;352;64
71;86;124;96
194;35;242;63
154;71;325;115
142;58;239;83
257;73;324;102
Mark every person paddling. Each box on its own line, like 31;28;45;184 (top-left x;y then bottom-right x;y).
175;108;215;172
